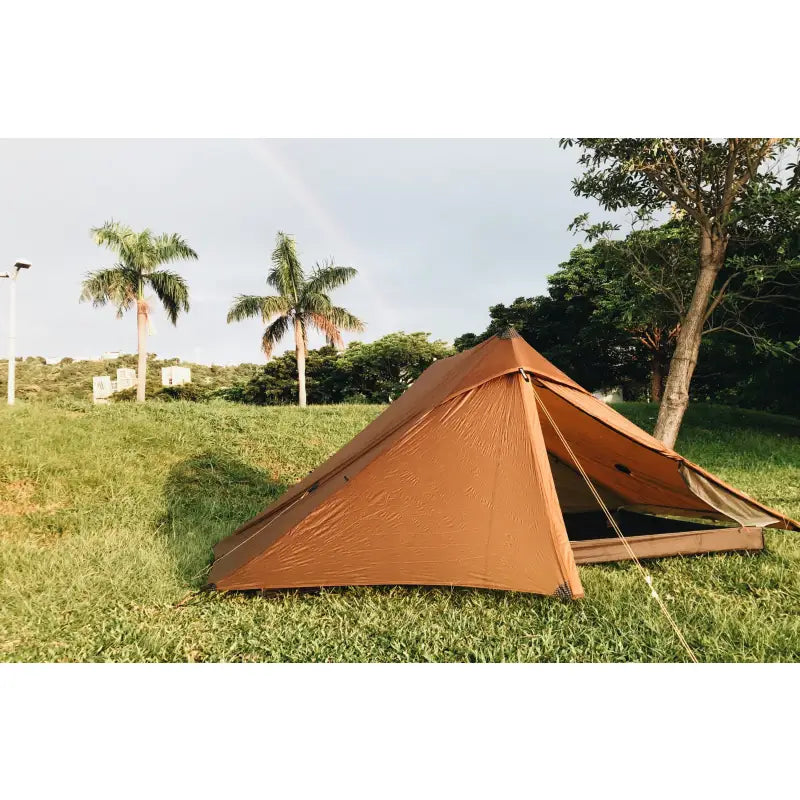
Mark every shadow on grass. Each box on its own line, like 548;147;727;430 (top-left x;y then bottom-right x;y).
161;451;289;586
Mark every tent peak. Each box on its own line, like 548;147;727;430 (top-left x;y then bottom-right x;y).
453;329;586;394
496;326;522;340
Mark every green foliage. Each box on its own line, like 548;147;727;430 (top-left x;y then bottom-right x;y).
557;224;698;331
225;332;453;405
0;332;452;408
0;355;260;404
455;292;645;396
115;384;211;403
547;225;699;398
156;384;210;402
111;387;138;403
227;231;364;357
560;138;797;229
562;140;800;439
564;192;800;361
691;334;800;417
1;401;798;662
222;351;303;405
457;200;800;409
81;220;197;323
337;332;453;402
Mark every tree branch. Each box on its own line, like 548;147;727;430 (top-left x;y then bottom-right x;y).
704;274;735;322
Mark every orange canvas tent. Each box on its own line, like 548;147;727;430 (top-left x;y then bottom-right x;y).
209;329;798;599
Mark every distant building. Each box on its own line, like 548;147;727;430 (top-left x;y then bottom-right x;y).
101;351;121;360
45;357;60;365
93;376;114;404
116;368;136;390
161;366;191;386
92;368;138;403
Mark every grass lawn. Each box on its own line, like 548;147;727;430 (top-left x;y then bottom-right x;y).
1;400;799;662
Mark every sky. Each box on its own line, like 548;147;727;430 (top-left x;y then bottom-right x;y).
0;139;619;365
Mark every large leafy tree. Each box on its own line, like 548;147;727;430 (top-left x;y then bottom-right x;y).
454;292;641;394
567;194;800;404
554;224;697;402
80;221;197;402
227;231;364;407
456;201;800;406
224;332;451;405
561;138;798;446
338;332;452;402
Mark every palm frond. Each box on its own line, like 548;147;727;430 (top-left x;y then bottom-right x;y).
306;261;358;295
262;314;291;358
226;294;290;324
79;267;139;318
304;311;344;349
152;232;199;266
90;221;137;262
233;231;362;360
147;270;190;325
91;221;197;277
133;229;156;272
325;305;366;333
268;231;305;301
302;291;334;316
260;295;292;319
227;295;265;323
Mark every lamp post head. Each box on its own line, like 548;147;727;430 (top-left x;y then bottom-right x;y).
14;261;31;270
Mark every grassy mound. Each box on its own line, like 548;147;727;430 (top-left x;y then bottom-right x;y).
1;401;798;662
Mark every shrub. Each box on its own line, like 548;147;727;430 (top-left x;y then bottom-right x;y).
156;384;209;402
111;387;138;403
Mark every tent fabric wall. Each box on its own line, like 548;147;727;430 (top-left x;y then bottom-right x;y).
209;331;799;596
537;380;795;530
679;466;781;528
214;374;583;597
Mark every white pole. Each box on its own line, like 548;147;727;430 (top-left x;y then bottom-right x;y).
7;269;16;405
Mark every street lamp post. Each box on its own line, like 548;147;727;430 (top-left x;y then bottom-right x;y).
1;261;32;406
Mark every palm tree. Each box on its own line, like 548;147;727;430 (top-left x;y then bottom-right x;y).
80;221;197;402
227;231;364;406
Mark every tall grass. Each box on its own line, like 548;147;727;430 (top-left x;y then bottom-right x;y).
1;400;798;662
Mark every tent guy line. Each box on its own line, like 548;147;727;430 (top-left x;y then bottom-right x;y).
529;379;699;662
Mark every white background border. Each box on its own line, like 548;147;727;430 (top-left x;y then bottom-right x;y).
2;0;798;795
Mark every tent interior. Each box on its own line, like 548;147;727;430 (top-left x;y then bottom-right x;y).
549;451;730;541
534;380;771;563
562;509;723;541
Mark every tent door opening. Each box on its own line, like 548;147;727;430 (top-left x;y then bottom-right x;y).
546;452;765;564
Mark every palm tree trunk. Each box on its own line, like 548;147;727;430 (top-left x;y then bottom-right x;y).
136;299;148;403
294;317;307;407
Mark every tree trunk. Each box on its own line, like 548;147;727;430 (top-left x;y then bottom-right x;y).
653;231;726;447
294;317;307;407
650;350;665;404
136;299;148;403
